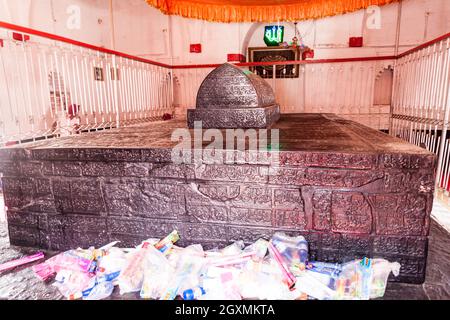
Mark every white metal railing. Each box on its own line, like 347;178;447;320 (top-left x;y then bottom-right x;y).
173;58;395;131
0;22;173;146
390;34;450;196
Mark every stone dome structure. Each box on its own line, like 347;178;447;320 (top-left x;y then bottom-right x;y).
187;63;280;128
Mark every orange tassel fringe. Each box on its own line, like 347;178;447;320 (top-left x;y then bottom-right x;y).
146;0;400;23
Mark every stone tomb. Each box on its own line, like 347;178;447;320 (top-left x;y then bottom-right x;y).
187;63;280;129
0;114;436;284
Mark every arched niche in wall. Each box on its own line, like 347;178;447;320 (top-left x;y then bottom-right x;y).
372;65;394;132
374;66;394;106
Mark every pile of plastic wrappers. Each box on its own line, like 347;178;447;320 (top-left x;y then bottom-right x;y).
30;231;401;300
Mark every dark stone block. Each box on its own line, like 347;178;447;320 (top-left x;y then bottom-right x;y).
19;161;46;176
272;209;308;230
373;236;427;257
0;114;436;284
195;164;268;183
149;163;194;180
53;161;82;176
279;152;378;169
228;226;274;244
229;208;272;227
311;190;332;231
182;223;228;242
2;177;35;195
186;205;229;224
9;225;40;248
331;192;372;234
81;162;151;177
0;161;20;176
108;217;177;238
7;211;39;227
369;194;428;236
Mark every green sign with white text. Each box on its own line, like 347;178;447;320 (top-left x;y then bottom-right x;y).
264;26;284;46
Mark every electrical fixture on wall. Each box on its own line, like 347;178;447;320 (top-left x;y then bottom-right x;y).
227;54;245;63
349;37;364;47
94;67;104;81
190;44;202;53
303;49;315;59
12;33;30;42
188;20;205;54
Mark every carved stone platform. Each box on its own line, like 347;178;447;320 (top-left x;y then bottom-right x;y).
187;63;280;129
0;114;436;284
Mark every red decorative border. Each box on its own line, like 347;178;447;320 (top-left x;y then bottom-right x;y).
397;31;450;58
0;21;172;68
171;56;397;69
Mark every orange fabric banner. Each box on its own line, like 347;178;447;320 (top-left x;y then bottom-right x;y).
146;0;399;23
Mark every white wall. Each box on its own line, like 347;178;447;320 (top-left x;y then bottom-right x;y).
0;0;171;63
1;0;449;64
170;0;450;64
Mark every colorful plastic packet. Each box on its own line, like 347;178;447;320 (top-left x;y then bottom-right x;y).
268;241;296;290
50;252;93;273
82;271;121;298
0;252;44;273
32;261;55;281
307;261;342;278
208;252;256;268
154;230;180;254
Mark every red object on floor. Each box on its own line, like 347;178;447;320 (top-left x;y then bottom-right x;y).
227;54;246;62
190;44;202;53
12;32;30;42
349;37;363;47
5;141;18;147
68;104;80;119
0;39;3;47
302;49;315;60
162;113;173;121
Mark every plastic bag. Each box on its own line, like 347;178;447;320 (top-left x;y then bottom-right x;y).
335;258;401;300
97;247;128;277
118;243;152;294
369;259;401;299
200;267;242;300
271;233;309;272
83;281;115;300
295;271;337;300
220;241;245;256
160;247;206;300
140;245;174;299
238;267;290;300
47;251;94;274
53;269;94;300
244;239;269;262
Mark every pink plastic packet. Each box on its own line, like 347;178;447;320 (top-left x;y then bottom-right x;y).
47;252;93;273
32;262;56;281
0;252;44;273
209;252;256;268
268;242;296;290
